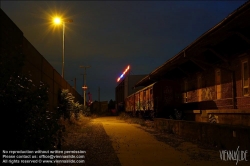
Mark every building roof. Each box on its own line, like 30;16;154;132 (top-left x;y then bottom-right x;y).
135;1;250;87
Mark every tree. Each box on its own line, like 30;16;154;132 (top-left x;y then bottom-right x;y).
108;99;116;109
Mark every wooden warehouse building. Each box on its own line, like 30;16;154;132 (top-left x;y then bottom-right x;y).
135;1;250;126
116;74;146;112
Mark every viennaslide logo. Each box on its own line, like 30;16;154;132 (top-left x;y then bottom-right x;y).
219;146;248;165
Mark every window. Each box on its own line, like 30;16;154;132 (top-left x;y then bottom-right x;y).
184;79;188;92
143;90;146;100
197;74;202;101
197;75;202;89
215;69;221;85
242;61;249;96
215;69;221;99
190;79;196;90
183;79;188;103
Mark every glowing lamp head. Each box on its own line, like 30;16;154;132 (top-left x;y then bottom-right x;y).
53;17;61;24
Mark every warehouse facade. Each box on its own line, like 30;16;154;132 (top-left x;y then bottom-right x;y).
135;1;250;126
116;75;146;112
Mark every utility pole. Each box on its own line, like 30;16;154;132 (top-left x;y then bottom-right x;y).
80;74;84;101
98;86;100;112
80;65;91;107
74;77;76;89
98;86;100;102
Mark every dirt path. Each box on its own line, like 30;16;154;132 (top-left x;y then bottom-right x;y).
92;117;249;166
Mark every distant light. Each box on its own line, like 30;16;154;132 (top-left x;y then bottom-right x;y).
117;65;130;82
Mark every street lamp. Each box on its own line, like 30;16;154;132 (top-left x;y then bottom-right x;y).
53;17;73;78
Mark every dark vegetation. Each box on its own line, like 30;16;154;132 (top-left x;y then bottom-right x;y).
1;71;85;150
1;73;60;150
0;52;83;151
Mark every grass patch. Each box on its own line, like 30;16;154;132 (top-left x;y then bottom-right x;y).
59;113;91;134
58;113;92;151
117;112;146;126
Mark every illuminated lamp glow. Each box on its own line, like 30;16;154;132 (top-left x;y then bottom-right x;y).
117;65;130;82
53;17;61;24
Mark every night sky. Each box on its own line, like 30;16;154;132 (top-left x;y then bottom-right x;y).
1;1;247;102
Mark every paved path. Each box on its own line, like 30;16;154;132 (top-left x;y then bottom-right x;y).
92;117;249;166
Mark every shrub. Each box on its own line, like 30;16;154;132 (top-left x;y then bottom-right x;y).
58;89;83;121
1;73;62;150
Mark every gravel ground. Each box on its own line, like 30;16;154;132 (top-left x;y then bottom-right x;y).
137;125;218;161
137;121;250;163
60;120;121;166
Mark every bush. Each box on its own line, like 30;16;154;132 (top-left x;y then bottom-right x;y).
1;74;62;150
58;89;83;121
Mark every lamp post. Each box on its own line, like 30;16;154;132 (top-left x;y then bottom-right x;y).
53;17;73;78
80;65;91;107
